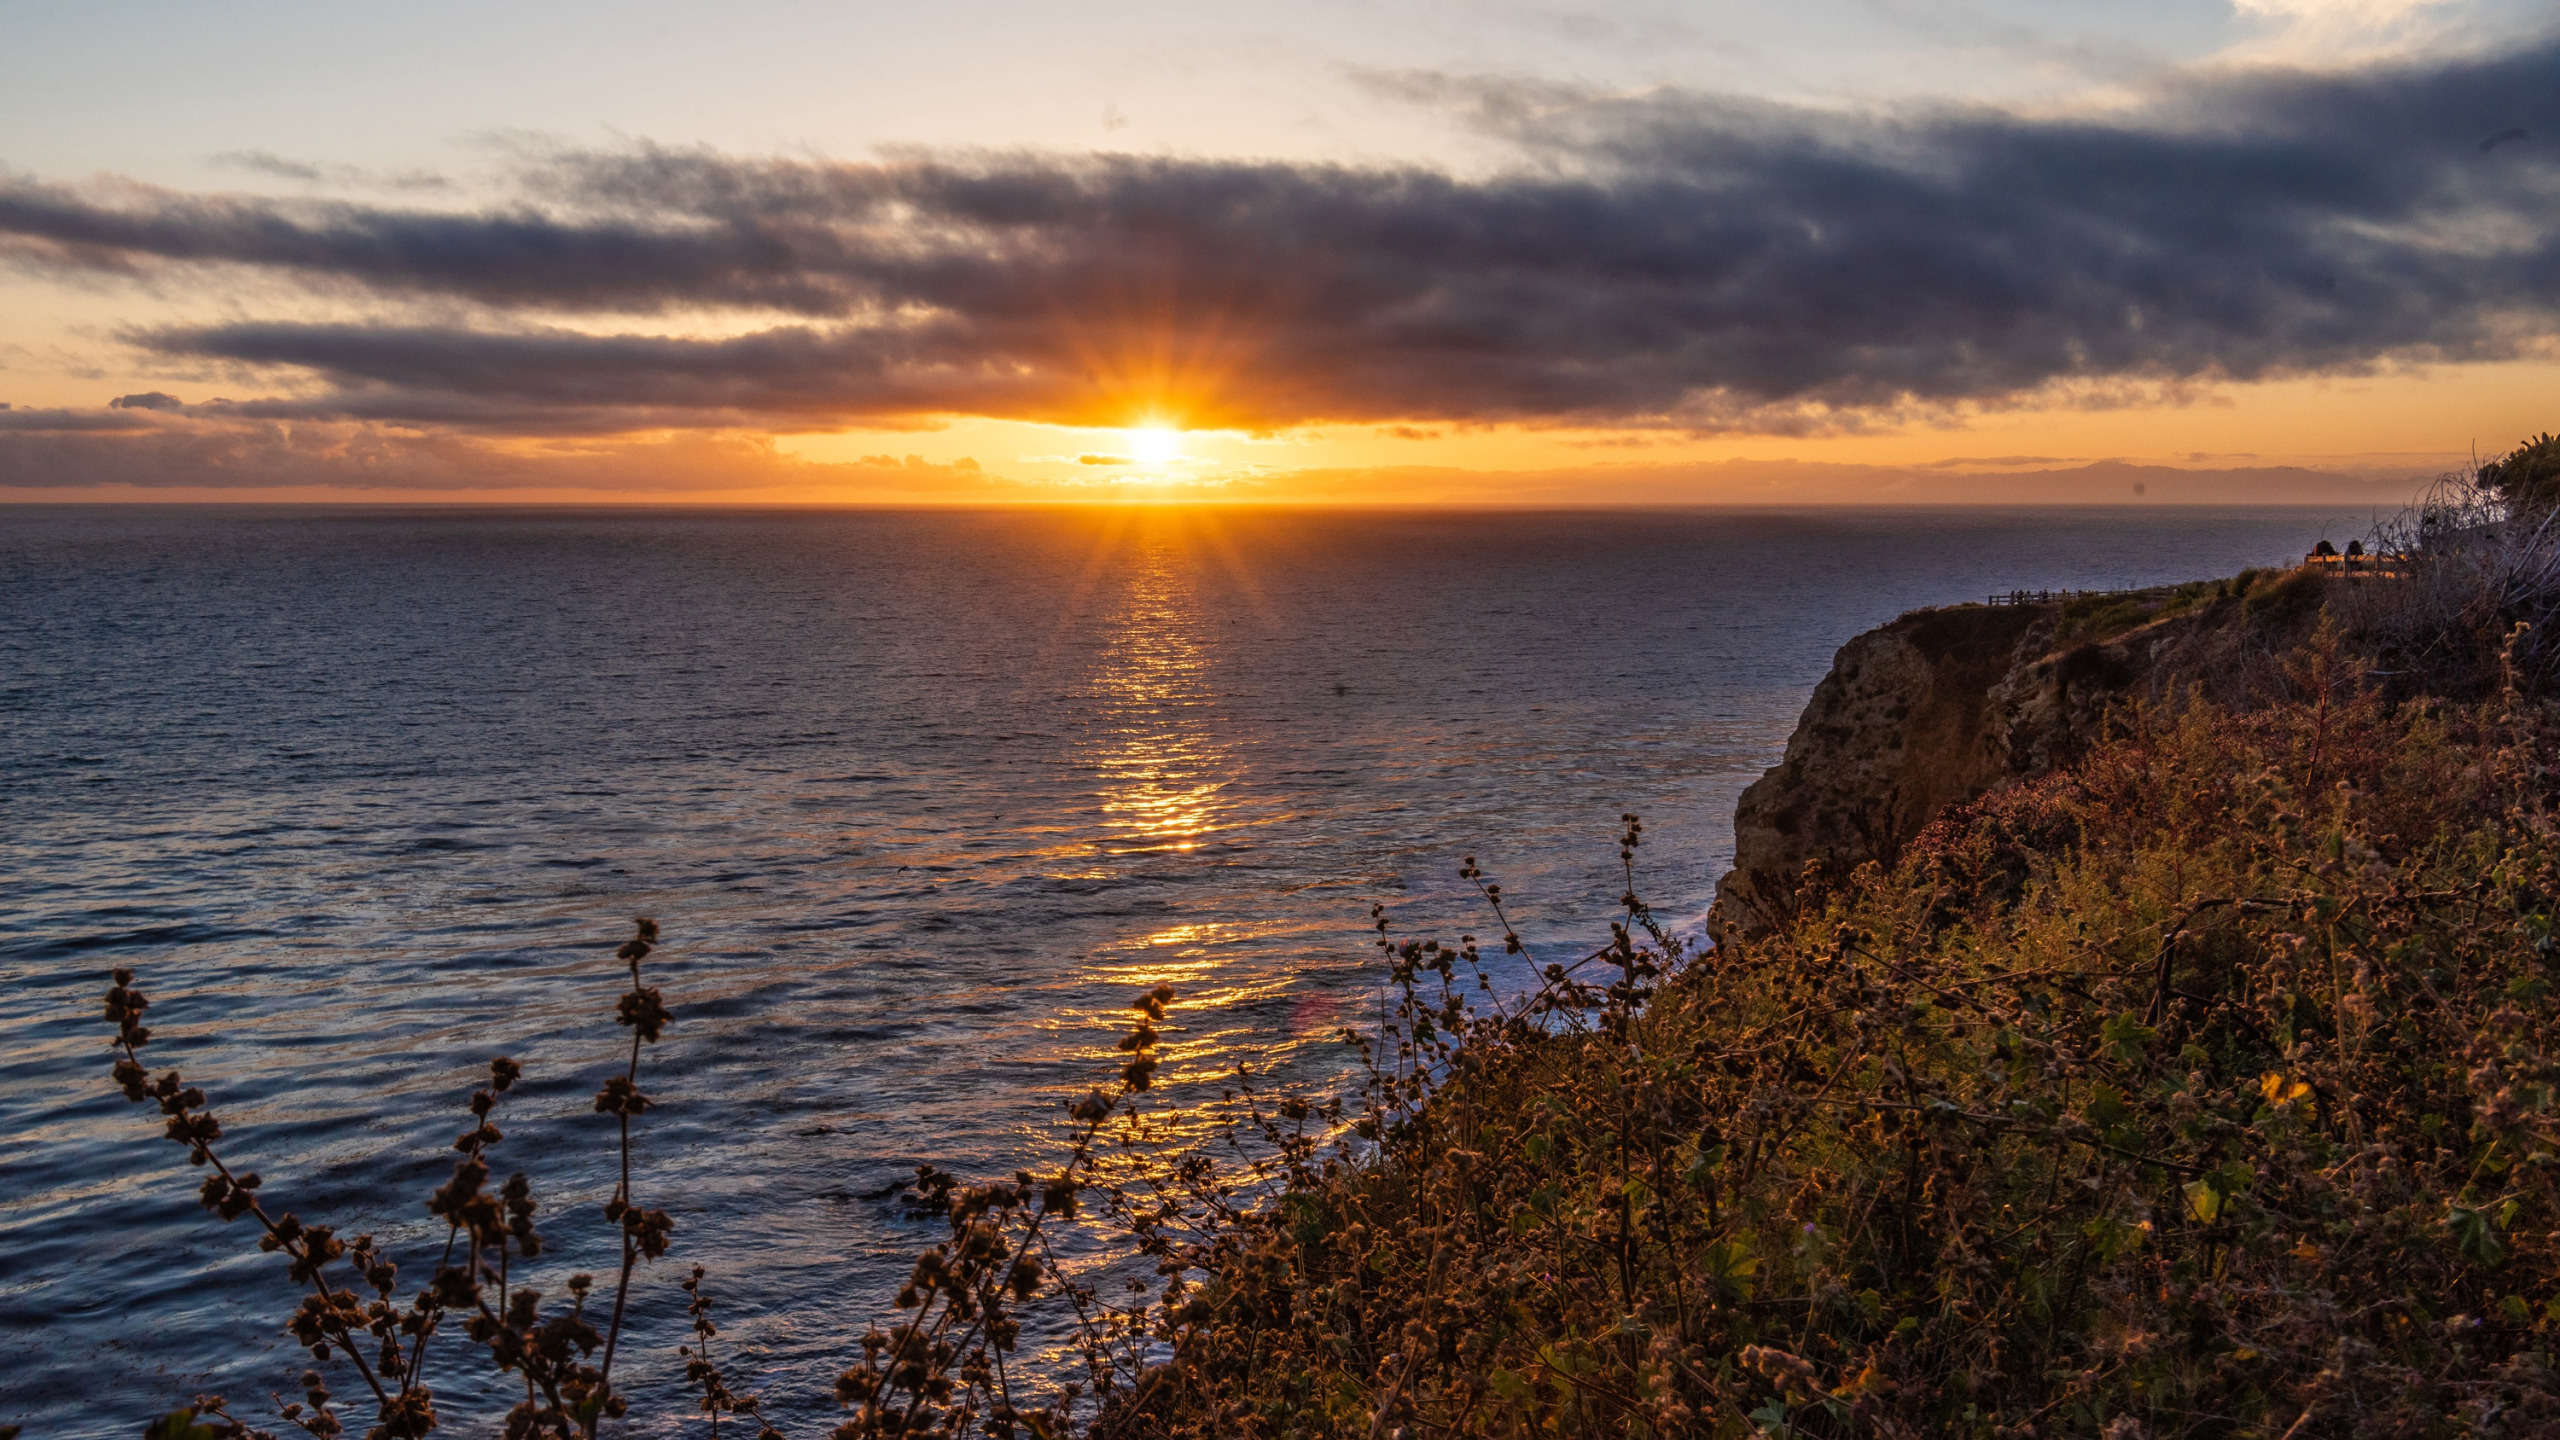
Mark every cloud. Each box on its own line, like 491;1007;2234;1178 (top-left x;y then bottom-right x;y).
108;391;183;410
1;38;2557;454
0;406;161;433
0;408;1008;495
211;150;331;183
2221;0;2484;64
1085;456;2433;505
0;400;2447;503
2230;0;2450;24
208;150;455;192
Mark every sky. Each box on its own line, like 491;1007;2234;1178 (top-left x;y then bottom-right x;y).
1;0;2556;504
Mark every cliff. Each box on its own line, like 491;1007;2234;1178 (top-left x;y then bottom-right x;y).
1114;549;2560;1439
1707;569;2331;942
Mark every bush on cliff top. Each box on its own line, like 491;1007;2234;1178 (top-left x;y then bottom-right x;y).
2481;434;2560;516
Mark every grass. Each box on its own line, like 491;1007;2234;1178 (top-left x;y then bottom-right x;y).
2038;569;2303;651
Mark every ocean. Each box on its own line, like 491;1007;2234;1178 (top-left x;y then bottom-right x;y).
0;503;2372;1433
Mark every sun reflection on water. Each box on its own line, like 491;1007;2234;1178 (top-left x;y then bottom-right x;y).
1040;514;1345;1160
1087;530;1231;856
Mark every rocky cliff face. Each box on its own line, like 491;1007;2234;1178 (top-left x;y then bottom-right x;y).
1708;578;2326;943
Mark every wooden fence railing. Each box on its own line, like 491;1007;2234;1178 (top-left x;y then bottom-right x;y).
2303;554;2407;577
1988;558;2410;606
1983;589;2143;606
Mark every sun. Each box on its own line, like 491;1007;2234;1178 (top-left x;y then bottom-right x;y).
1126;425;1184;465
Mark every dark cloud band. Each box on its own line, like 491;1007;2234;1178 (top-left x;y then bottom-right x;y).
4;39;2558;432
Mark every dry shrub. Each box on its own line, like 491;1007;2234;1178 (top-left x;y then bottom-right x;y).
102;922;693;1440
101;926;1178;1440
2335;478;2560;693
1090;642;2560;1439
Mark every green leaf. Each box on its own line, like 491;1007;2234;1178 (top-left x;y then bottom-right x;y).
2082;1083;2129;1129
2082;1214;2148;1261
145;1412;214;1440
2101;1014;2157;1064
2449;1203;2506;1266
1685;1143;1728;1189
1702;1239;1759;1300
2182;1179;2222;1223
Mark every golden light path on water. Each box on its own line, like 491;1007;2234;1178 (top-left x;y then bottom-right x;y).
1047;513;1325;1181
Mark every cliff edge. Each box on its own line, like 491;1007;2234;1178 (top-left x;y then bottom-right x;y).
1707;571;2331;943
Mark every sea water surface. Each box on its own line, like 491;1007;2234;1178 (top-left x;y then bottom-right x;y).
0;504;2371;1432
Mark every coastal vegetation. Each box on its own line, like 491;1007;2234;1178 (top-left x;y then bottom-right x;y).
1104;628;2560;1438
92;439;2560;1438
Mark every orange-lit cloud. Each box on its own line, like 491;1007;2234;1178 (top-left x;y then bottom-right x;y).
0;412;1005;499
0;400;2450;507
